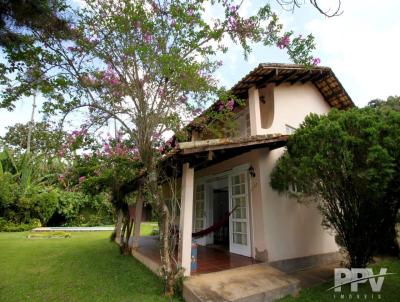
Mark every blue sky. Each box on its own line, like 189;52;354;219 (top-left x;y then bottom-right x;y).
1;0;399;135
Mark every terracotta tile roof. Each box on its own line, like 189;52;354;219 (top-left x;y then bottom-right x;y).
231;63;354;109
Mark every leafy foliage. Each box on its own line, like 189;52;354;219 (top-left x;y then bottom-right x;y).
271;106;400;267
0;0;70;48
0;217;41;232
1;122;66;156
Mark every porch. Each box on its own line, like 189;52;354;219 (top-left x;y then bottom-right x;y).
131;236;259;275
126;135;288;276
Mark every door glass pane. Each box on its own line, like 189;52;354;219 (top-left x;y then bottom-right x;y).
241;234;247;245
231;172;248;246
234;233;242;244
194;183;205;232
195;219;203;229
233;222;247;233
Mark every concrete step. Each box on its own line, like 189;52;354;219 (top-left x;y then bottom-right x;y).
183;263;300;302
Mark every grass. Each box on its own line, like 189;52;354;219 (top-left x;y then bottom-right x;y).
0;223;180;302
279;258;400;302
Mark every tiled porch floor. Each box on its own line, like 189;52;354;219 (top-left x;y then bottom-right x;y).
134;236;258;275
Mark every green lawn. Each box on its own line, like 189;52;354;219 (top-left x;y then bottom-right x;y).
0;224;180;302
279;259;400;302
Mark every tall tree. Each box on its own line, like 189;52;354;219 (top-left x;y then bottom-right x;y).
1;122;66;156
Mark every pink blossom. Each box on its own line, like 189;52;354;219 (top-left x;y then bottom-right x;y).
144;33;152;44
79;176;86;183
228;5;238;14
115;143;122;155
170;19;177;27
277;35;290;49
158;88;165;97
103;143;111;153
228;16;238;31
59;174;65;180
179;95;188;104
102;64;120;86
226;99;235;111
312;57;321;66
58;149;65;157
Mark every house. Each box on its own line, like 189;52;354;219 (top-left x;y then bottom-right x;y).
128;63;353;298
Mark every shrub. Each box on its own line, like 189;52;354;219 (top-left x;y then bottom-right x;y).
271;108;400;267
53;190;114;227
0;218;41;232
17;186;59;224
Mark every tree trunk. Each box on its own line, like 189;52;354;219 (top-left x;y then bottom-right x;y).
160;201;174;296
26;92;37;154
115;209;123;244
119;214;134;255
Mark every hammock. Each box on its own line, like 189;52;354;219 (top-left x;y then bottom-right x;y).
192;205;239;239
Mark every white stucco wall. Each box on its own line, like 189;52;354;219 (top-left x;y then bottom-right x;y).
253;82;331;135
259;148;338;262
247;82;338;261
184;81;339;262
189;147;338;262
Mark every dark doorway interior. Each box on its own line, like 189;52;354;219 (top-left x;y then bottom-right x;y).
212;188;229;249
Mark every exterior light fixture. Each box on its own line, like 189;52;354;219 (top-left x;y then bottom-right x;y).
248;166;256;178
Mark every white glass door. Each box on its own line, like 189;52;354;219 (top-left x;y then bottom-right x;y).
229;170;251;256
193;182;206;245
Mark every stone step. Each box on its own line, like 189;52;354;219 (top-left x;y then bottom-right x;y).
183;263;300;302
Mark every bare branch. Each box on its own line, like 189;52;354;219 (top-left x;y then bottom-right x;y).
276;0;343;17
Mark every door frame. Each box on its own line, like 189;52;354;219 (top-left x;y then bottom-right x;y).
192;164;253;257
228;164;252;257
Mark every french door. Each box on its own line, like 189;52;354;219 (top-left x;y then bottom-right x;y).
193;182;207;245
229;170;251;257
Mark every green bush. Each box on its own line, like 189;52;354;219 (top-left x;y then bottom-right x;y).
18;186;59;224
0;172;19;214
0;218;41;232
55;190;114;227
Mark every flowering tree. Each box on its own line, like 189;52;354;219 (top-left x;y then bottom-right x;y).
1;0;320;295
58;129;142;252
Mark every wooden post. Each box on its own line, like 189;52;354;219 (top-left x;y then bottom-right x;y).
132;191;144;249
178;162;194;276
